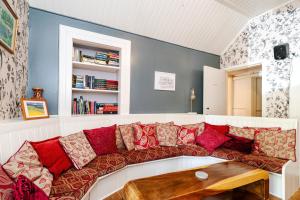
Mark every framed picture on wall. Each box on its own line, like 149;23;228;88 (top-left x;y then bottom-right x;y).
0;0;18;54
154;71;176;91
21;98;49;120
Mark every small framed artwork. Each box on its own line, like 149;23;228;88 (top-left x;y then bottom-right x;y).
154;71;176;91
21;98;49;120
0;0;18;54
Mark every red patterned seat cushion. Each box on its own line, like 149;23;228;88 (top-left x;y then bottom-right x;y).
241;154;288;173
121;146;181;164
210;148;246;161
49;167;98;200
85;153;126;175
179;145;209;156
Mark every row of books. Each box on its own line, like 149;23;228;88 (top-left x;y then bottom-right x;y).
72;96;118;115
72;74;118;90
74;50;120;66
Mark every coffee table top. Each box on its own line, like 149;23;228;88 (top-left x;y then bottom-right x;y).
123;161;269;200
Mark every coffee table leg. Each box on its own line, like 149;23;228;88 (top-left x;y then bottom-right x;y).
263;179;269;200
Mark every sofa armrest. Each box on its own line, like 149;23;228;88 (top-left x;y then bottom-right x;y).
282;160;299;200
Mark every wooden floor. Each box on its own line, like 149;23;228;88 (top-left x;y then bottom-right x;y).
104;189;281;200
290;188;300;200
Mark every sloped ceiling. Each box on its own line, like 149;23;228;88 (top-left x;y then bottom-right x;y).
29;0;292;55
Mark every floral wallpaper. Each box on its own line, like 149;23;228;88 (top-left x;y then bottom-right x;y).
0;0;29;119
221;2;300;118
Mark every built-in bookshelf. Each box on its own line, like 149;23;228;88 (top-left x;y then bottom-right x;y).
59;25;131;116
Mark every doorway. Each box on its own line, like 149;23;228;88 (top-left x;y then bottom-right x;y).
226;65;262;117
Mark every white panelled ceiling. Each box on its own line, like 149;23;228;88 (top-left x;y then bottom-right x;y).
29;0;292;55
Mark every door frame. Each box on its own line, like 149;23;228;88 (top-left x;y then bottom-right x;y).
225;64;262;116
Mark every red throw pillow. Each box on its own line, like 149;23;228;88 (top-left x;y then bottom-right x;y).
133;124;160;150
83;124;118;155
30;137;73;178
196;127;231;153
205;123;229;135
13;175;48;200
222;135;254;154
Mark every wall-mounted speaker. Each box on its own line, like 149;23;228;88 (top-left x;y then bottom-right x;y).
274;43;289;60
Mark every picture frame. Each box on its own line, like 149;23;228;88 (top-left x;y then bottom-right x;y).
21;98;49;120
0;0;18;54
154;71;176;91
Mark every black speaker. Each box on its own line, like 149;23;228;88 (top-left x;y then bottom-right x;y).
274;43;289;60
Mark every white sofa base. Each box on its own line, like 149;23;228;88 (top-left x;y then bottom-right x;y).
81;156;288;200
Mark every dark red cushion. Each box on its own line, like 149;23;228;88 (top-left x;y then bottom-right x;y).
30;137;73;178
84;124;118;155
196;127;231;153
222;135;254;154
13;175;48;200
205;123;229;135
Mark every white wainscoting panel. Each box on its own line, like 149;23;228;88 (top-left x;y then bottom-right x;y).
0;117;61;163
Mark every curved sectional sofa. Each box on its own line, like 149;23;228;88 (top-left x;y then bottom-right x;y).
50;145;291;200
0;114;298;200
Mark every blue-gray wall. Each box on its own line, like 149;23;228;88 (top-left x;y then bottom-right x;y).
29;8;220;115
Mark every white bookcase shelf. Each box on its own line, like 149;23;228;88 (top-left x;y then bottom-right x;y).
72;88;119;94
59;25;131;116
72;61;120;72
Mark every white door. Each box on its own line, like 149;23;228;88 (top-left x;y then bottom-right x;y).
232;76;252;116
203;66;226;115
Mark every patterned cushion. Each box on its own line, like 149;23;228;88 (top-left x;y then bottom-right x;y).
244;127;281;131
0;165;14;200
210;148;246;161
85;153;126;176
133;124;160;150
115;127;126;149
156;124;179;147
50;167;98;200
182;123;205;136
3;141;43;180
119;123;140;151
147;122;174;126
34;168;54;196
241;154;288;173
228;126;256;140
59;132;96;169
176;127;197;145
121;146;181;164
179;145;209;156
253;129;296;161
3;141;53;196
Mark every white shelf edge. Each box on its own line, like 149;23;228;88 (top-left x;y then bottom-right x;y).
72;88;119;94
72;61;119;72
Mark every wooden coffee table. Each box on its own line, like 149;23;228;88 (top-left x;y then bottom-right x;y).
122;161;269;200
